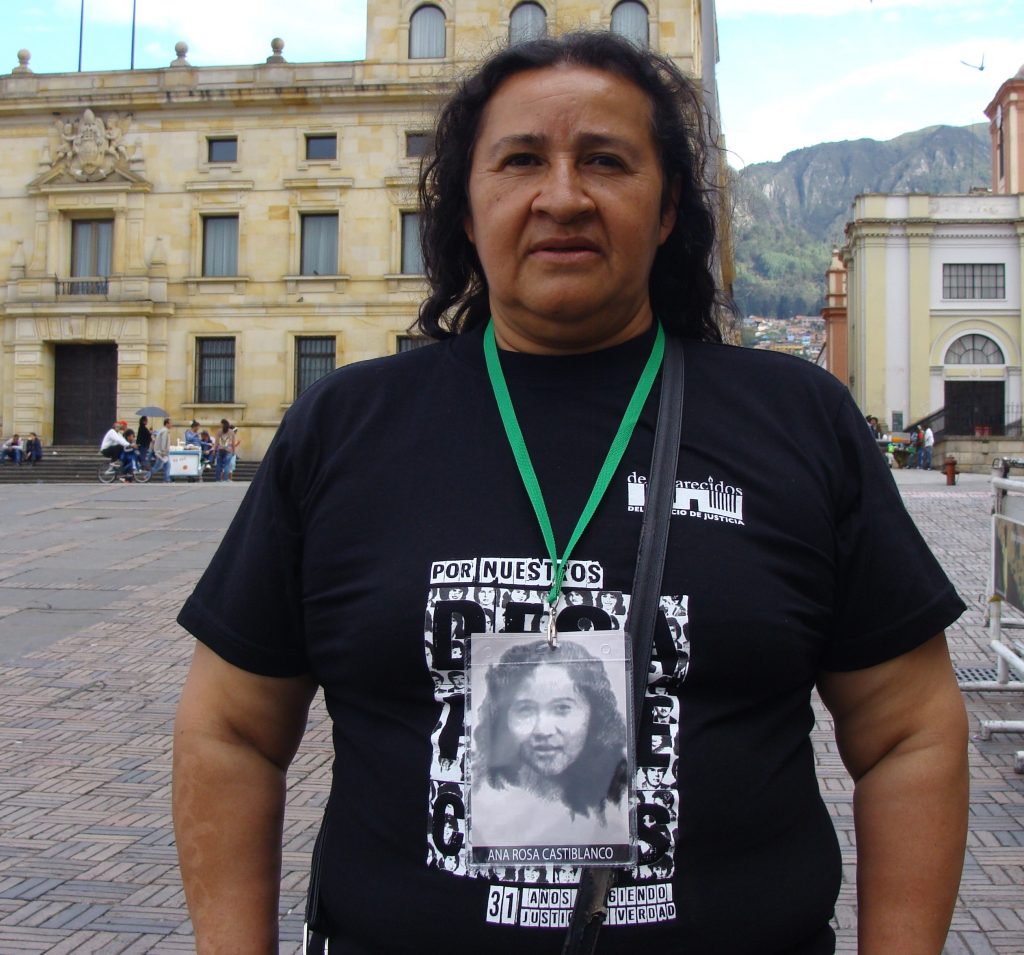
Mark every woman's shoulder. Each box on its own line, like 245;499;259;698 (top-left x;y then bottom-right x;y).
683;339;850;413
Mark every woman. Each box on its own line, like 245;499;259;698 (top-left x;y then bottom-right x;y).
136;416;152;468
597;590;626;627
470;639;628;851
23;432;42;465
225;425;240;480
175;30;967;955
214;418;233;481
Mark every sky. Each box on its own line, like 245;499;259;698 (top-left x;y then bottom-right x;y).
4;0;1021;168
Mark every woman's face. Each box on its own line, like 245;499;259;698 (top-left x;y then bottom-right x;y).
567;591;583;605
507;664;590;776
600;592;617;611
463;65;675;355
510;588;528;603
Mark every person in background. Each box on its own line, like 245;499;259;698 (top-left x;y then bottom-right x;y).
225;425;241;481
137;416;153;468
199;430;214;467
214;418;233;482
1;433;24;464
151;418;173;483
100;420;130;465
184;420;201;448
23;432;42;465
922;426;935;471
905;427;921;469
118;428;141;481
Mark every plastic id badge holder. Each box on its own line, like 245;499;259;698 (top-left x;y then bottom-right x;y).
465;628;637;872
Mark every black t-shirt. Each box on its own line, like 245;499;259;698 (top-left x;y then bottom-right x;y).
179;325;964;955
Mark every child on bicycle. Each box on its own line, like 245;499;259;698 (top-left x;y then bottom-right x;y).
119;429;142;481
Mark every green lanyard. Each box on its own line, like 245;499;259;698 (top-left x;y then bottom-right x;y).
483;319;665;634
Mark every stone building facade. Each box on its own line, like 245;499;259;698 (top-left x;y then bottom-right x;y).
0;0;718;458
838;62;1024;437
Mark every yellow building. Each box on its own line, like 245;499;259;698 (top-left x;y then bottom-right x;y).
840;62;1024;440
0;0;718;458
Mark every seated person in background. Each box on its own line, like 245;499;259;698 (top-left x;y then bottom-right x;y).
199;430;214;464
119;428;141;480
100;421;130;463
23;433;42;465
2;434;24;464
184;420;201;448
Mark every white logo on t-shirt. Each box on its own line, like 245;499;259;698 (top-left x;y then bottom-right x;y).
627;472;744;525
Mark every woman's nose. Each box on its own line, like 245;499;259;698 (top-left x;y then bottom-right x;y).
532;160;595;222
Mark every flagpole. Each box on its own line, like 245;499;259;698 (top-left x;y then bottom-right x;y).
78;0;85;71
130;0;137;69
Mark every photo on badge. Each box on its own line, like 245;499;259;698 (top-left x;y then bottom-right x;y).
465;629;636;870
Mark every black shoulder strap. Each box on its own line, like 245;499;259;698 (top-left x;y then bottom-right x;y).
562;333;685;955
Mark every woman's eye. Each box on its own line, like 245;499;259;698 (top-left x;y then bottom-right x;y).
589;154;624;169
504;153;538;168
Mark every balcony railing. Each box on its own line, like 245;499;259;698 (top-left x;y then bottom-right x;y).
55;277;109;296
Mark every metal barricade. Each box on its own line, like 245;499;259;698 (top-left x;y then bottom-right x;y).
966;458;1024;771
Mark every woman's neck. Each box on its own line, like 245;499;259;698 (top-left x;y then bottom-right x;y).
517;765;564;801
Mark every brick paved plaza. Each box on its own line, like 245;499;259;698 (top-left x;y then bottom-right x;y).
0;476;1021;953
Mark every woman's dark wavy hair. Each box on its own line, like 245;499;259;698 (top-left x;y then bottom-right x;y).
473;639;628;818
417;30;724;344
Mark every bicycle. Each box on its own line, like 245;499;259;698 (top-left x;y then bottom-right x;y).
98;456;152;484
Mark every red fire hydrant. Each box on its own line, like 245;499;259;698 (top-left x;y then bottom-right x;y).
944;454;958;486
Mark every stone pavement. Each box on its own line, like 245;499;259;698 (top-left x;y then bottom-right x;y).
0;475;1020;953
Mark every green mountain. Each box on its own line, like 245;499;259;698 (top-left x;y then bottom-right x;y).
730;123;992;319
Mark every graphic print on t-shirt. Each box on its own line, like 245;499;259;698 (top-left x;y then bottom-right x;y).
423;555;690;930
627;470;745;525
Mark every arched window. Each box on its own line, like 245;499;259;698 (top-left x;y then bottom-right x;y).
409;5;446;59
611;1;649;46
944;334;1004;365
510;2;547;44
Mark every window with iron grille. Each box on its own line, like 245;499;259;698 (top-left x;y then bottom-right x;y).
942;263;1006;300
301;214;339;276
203;216;239;277
397;335;430;353
196;338;236;403
944;334;1004;365
71;219;113;276
295;337;336;397
305;134;337;161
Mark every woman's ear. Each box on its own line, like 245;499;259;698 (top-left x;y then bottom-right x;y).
659;176;682;244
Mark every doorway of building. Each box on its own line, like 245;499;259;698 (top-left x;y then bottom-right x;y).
944;380;1005;435
53;344;117;444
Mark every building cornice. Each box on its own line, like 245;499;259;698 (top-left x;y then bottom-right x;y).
0;63;450;118
846;218;1023;240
